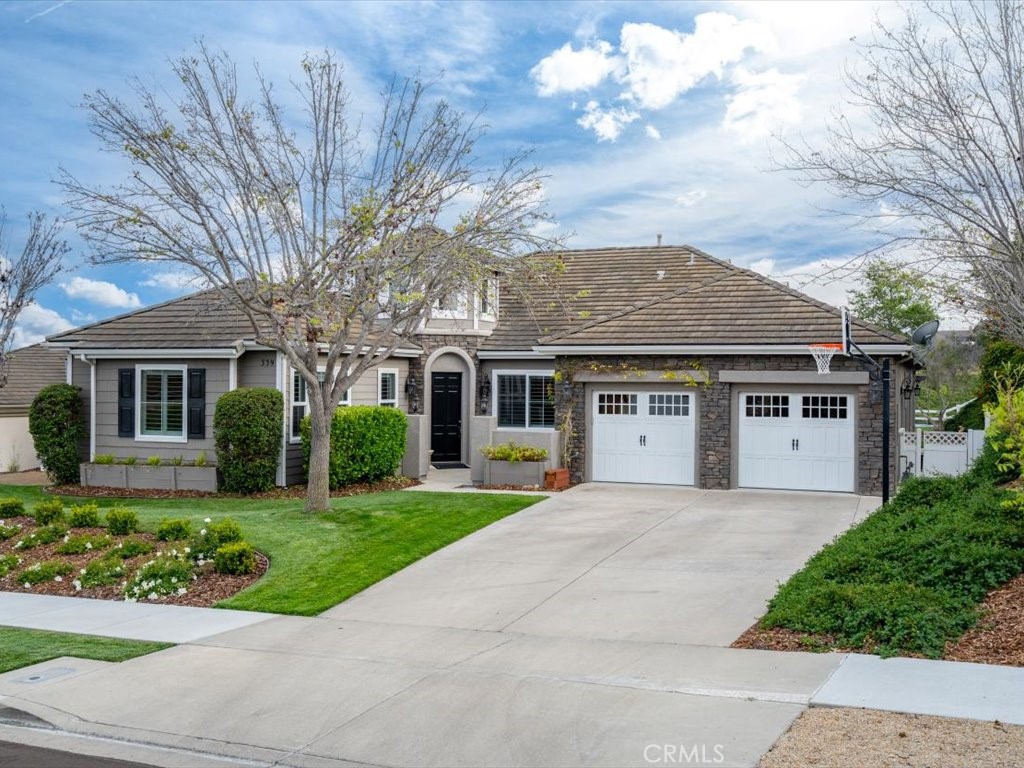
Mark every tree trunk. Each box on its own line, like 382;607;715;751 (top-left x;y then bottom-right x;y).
305;405;332;513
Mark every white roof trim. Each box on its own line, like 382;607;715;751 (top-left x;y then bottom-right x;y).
477;350;556;360
534;344;912;356
57;347;242;359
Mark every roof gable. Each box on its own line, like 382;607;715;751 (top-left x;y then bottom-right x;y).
0;344;68;409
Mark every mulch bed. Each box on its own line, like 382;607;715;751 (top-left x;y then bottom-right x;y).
0;516;267;608
733;573;1024;667
46;475;420;500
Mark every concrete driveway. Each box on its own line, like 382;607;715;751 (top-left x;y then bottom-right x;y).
0;484;878;768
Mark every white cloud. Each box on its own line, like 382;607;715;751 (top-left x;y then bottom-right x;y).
619;15;773;110
531;41;620;96
576;100;640;142
141;271;204;291
675;189;708;207
724;67;804;141
60;276;141;308
645;125;661;140
11;303;73;348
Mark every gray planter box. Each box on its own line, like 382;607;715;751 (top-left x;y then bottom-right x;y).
127;465;175;490
483;459;548;487
174;466;218;492
80;463;127;487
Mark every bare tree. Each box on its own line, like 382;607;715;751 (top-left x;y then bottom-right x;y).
781;0;1024;342
61;44;563;512
0;211;68;386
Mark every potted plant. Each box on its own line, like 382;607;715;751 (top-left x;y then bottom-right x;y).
480;442;549;487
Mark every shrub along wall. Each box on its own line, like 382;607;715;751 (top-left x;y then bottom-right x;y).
301;406;407;489
29;384;85;484
760;444;1024;658
213;388;283;493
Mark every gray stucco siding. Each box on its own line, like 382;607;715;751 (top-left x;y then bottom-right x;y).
92;358;229;463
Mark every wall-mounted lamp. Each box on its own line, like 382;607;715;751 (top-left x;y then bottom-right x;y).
900;372;923;400
478;376;491;408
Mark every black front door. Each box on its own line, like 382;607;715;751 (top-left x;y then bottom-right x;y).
431;372;462;462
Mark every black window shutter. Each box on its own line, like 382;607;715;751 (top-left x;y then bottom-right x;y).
117;369;134;437
187;369;206;439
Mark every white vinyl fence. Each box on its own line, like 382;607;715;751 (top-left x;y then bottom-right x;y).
899;428;986;478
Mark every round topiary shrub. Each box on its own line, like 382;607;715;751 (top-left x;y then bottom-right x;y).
106;508;139;536
214;541;256;575
301;405;407;489
28;384;85;485
213;388;283;493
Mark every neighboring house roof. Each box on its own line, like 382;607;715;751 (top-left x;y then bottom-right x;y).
47;289;421;353
0;343;67;414
482;245;905;350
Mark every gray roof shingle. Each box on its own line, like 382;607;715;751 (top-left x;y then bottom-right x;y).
482;245;904;350
0;344;68;411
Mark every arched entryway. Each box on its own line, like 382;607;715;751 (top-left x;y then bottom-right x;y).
423;347;475;467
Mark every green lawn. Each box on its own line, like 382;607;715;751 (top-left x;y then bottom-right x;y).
0;486;543;615
0;626;170;674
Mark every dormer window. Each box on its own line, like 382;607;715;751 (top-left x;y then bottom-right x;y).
479;279;497;319
433;291;466;319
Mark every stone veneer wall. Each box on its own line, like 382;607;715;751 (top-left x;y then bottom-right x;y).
406;334;486;415
554;354;903;497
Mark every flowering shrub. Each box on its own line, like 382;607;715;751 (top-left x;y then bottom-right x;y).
191;517;241;558
480;441;548;462
14;524;68;550
68;502;101;528
19;560;73;586
0;497;24;516
0;522;22;542
33;498;65;526
124;554;194;601
79;557;126;588
214;542;256;575
106;508;139;536
0;554;21;577
112;537;155;560
156;518;192;541
56;533;113;555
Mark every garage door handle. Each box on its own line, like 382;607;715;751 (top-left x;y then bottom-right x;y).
791;438;799;451
639;435;646;447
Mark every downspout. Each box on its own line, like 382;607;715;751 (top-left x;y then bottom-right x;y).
78;354;96;462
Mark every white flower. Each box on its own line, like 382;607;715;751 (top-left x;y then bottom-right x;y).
147;592;159;600
63;534;70;542
184;547;190;554
85;542;92;550
53;576;62;582
176;587;186;595
199;529;206;536
73;580;82;591
204;517;211;524
80;568;87;575
170;577;177;584
22;583;29;589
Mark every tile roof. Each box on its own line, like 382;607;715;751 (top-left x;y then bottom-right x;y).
47;289;420;352
0;344;68;410
482;245;904;350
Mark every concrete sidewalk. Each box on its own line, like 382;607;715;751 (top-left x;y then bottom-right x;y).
0;593;274;643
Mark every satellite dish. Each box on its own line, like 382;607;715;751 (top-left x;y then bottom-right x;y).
911;319;940;346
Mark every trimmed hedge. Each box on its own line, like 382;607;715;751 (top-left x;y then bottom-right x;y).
301;405;407;489
760;444;1024;657
213;388;283;493
29;384;85;484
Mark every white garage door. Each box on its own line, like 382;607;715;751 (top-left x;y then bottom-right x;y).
738;393;855;492
592;390;695;485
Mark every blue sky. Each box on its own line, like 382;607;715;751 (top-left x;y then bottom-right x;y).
2;0;911;346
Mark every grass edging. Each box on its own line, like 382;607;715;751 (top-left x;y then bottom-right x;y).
0;626;171;674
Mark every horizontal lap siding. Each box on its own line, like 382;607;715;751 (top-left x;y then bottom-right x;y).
237;351;277;388
93;359;229;463
71;357;91;461
284;357;411;485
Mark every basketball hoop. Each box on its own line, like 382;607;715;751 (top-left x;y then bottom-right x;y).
809;343;844;375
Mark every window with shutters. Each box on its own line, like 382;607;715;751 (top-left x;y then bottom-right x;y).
495;372;555;428
136;365;187;441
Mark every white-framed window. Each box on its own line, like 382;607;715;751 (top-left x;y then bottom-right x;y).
433;291;467;319
136;364;187;442
378;368;398;407
479;279;498;320
291;369;350;441
494;371;555;429
745;394;790;418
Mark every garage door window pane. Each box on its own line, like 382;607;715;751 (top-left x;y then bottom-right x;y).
802;395;849;419
745;394;789;418
649;393;689;416
598;393;637;415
